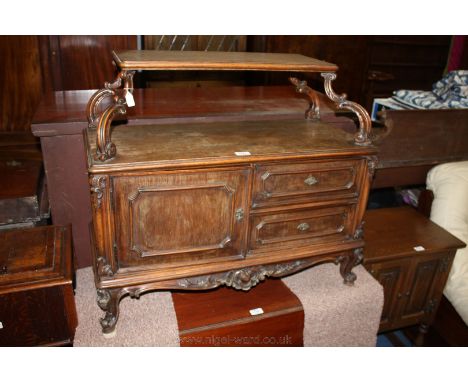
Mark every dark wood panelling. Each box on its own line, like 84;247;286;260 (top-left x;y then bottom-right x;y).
0;225;77;346
50;35;137;90
0;36;44;132
250;36;370;105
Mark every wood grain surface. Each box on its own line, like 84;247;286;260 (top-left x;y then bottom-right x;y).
86;119;376;173
113;50;338;72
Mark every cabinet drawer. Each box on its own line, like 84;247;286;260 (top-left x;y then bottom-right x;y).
111;168;250;270
249;205;354;251
252;160;361;208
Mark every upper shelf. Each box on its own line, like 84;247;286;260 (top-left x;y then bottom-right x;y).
112;50;338;72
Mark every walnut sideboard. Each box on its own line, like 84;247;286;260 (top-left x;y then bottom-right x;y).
85;51;378;334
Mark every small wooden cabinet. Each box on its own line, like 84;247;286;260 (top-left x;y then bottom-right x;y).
363;207;466;345
86;51;377;334
0;226;77;346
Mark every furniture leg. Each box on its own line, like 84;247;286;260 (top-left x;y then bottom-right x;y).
415;323;429;346
96;288;123;334
337;250;362;286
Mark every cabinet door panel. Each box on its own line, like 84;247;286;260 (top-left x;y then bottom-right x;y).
112;168;250;270
397;255;445;327
366;259;409;332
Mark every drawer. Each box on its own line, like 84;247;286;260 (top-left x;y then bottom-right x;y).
249;205;355;251
111;168;250;270
252;160;362;208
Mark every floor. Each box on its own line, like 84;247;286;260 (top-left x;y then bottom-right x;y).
377;330;413;347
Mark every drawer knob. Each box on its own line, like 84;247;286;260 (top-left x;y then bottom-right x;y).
297;222;310;232
235;208;244;222
304;176;318;186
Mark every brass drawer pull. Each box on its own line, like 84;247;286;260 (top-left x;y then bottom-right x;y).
304;176;318;186
297;222;310;231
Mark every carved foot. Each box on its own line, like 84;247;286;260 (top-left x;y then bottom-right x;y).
96;288;122;334
336;249;362;286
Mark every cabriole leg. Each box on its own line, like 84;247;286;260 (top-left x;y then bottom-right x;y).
96;288;122;334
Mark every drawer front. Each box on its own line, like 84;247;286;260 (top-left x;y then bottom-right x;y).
111;168;250;270
249;205;355;251
252;160;362;208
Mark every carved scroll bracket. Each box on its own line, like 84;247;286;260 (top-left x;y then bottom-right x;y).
289;77;321;119
87;70;136;161
321;72;372;146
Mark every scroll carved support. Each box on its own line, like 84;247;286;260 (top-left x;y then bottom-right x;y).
88;70;136;161
321;72;372;146
335;248;362;286
90;175;106;209
289;77;321;119
96;288;124;334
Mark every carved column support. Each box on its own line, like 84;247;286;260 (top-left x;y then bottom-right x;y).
86;88;115;128
289;77;321;119
94;102;126;161
96;288;124;334
366;155;379;180
321;72;372;146
90;175;106;209
88;70;136;161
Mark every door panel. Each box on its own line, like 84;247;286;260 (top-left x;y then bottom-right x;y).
366;259;409;332
397;256;442;327
112;168;250;270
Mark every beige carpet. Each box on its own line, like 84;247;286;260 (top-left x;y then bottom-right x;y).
73;264;383;346
283;264;384;346
73;267;180;346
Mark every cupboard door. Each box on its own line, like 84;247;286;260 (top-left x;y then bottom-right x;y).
365;259;409;332
111;168;250;271
396;254;450;327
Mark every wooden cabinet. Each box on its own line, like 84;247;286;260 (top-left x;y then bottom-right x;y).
363;207;466;345
0;226;77;346
86;51;377;334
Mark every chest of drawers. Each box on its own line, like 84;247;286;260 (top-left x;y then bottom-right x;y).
85;51;377;334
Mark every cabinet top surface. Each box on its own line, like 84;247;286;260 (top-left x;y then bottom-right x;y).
86;119;376;173
363;207;466;261
112;50;338;72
